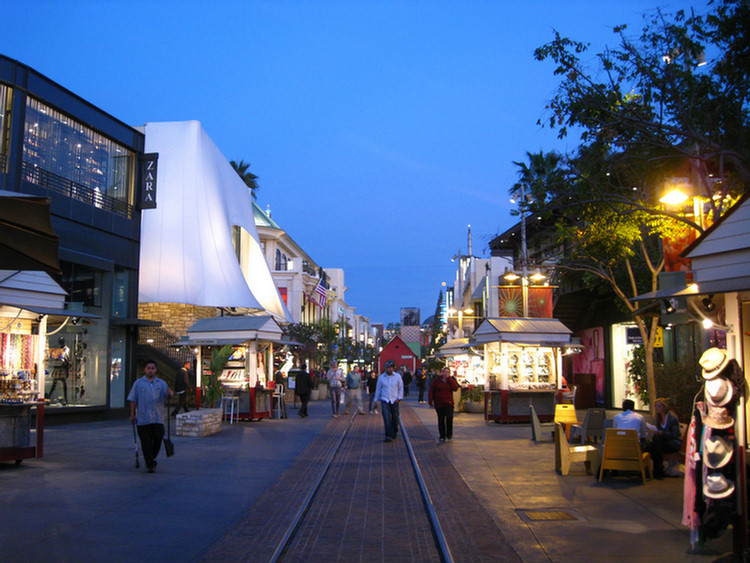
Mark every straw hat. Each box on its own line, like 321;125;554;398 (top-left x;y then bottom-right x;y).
702;405;735;430
703;435;733;469
705;377;734;407
699;348;730;379
704;473;735;499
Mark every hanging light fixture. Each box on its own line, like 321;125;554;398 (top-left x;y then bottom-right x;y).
503;267;519;282
702;295;716;312
530;269;546;283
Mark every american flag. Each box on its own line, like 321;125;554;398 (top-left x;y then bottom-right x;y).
311;280;328;308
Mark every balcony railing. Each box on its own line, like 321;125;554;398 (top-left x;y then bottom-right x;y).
22;161;134;219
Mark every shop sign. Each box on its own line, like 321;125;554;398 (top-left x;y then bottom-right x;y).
626;327;643;345
140;153;158;209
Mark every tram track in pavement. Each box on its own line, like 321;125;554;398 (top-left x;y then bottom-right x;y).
204;403;521;563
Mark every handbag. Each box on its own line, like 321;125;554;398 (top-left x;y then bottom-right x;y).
164;400;175;457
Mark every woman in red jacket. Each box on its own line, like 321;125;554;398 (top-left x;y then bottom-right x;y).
428;367;459;442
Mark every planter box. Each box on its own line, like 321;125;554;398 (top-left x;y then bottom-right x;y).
464;401;485;414
176;408;222;437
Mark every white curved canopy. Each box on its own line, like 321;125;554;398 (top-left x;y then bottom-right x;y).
139;121;292;321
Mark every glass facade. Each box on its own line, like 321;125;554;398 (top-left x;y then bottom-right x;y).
22;97;135;211
0;84;10;171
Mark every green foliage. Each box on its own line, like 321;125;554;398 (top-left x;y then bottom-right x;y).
204;344;234;408
627;345;650;406
230;159;259;199
654;356;703;422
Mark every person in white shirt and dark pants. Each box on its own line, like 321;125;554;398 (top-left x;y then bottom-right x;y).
373;360;403;442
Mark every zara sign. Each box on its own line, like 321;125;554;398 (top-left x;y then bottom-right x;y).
140;153;159;209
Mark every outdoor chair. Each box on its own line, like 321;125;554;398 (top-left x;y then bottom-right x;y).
555;422;599;475
599;428;652;483
530;404;554;442
272;384;287;419
561;384;576;405
554;403;579;440
570;408;606;444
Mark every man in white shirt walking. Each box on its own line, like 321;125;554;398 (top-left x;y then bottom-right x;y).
326;361;345;417
373;360;403;442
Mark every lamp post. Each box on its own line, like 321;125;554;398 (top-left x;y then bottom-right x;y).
509;183;532;316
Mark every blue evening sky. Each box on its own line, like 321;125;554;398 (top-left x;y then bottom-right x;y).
2;0;703;324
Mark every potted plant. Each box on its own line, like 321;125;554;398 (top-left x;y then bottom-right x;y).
203;344;234;408
459;385;485;413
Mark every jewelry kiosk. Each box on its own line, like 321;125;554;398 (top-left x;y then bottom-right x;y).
473;317;574;423
182;315;284;421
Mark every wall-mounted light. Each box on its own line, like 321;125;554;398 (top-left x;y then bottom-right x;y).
663;299;676;314
702;294;716;312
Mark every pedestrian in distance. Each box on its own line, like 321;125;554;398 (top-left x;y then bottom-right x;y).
429;367;459;442
171;361;192;416
326;361;345;417
415;368;427;403
373;360;403;442
344;365;365;415
291;364;313;418
366;370;379;414
401;365;412;397
128;360;173;473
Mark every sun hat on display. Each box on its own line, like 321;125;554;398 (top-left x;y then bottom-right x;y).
705;377;735;407
702;405;735;430
699;348;730;379
704;473;736;499
703;435;733;469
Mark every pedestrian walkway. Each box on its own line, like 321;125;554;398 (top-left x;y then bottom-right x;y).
0;397;736;563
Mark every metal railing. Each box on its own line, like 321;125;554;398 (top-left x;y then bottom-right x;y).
21;161;134;219
138;326;194;370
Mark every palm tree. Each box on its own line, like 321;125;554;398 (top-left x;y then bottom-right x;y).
511;150;564;209
230;159;259;199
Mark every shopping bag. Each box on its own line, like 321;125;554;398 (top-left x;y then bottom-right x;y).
163;437;175;457
340;390;346;405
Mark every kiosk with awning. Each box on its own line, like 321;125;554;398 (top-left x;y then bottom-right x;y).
180;315;285;421
436;338;484;386
473;317;573;423
0;270;98;463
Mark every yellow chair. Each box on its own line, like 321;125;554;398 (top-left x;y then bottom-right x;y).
555;423;599;475
598;428;652;483
554;403;579;439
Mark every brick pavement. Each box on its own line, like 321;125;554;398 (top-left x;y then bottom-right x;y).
204;405;522;563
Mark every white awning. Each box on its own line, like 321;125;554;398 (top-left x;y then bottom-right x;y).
473;317;572;345
184;314;283;345
139;121;292;322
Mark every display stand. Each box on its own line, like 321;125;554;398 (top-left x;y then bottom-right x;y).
0;401;44;464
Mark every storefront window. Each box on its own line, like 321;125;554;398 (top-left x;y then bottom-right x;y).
21;97;135;213
61;262;102;308
109;329;126;408
111;268;129;318
45;320;107;407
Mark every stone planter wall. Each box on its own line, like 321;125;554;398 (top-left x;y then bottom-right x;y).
176;408;222;437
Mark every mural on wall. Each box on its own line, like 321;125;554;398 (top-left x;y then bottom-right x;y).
572;326;605;406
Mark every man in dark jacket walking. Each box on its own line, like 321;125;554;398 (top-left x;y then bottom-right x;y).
428;367;459;442
291;364;313;418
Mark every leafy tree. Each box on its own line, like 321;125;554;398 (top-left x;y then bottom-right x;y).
230;159;259;199
531;0;748;414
